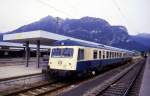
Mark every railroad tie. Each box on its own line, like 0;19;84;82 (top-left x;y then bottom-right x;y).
18;93;29;96
28;91;38;95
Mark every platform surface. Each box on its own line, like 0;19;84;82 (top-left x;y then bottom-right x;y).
139;57;150;96
0;64;42;80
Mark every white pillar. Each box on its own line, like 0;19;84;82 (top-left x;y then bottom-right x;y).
25;41;29;67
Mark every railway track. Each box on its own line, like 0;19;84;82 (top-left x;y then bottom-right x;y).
0;73;46;95
3;81;69;96
1;61;133;96
56;60;140;96
127;59;146;96
1;59;144;96
0;72;71;96
83;59;145;96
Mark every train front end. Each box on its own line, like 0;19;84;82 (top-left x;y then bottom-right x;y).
48;46;78;76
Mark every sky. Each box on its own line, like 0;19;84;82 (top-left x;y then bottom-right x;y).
0;0;149;35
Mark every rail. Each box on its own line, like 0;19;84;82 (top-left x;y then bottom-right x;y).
0;73;45;95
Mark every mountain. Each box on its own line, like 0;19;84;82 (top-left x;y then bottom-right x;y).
136;33;150;38
10;16;61;33
131;33;150;49
6;16;149;51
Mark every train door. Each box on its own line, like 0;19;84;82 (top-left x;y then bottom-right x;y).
77;48;84;61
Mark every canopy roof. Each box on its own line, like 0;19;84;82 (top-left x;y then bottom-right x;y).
3;30;133;53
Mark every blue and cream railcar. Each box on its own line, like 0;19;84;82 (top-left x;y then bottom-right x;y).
48;40;132;76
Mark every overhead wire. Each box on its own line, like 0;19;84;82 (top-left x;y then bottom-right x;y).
36;0;139;34
112;0;140;34
36;0;73;18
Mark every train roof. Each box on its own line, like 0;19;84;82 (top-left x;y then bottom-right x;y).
53;39;104;48
53;39;133;53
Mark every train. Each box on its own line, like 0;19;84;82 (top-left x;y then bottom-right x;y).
46;39;134;77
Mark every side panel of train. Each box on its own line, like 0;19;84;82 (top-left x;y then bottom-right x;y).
76;47;131;72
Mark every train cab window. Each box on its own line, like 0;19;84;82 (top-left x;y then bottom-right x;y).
99;51;101;59
51;48;61;57
62;48;74;57
51;48;73;58
78;49;84;60
93;50;98;59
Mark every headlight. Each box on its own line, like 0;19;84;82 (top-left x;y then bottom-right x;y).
69;63;71;65
58;60;62;64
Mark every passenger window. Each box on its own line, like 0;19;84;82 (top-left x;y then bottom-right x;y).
99;51;101;59
103;51;105;59
108;52;110;58
112;52;114;58
106;51;109;59
93;50;97;59
78;49;84;60
115;52;117;57
119;53;121;57
110;52;112;59
117;53;119;57
113;52;114;58
124;53;126;57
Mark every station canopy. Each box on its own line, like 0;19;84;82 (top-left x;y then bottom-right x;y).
3;30;131;52
3;30;102;46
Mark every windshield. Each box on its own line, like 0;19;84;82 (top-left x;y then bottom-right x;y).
51;48;74;58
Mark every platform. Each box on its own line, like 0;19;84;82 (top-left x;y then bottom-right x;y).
0;64;42;80
139;57;150;96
